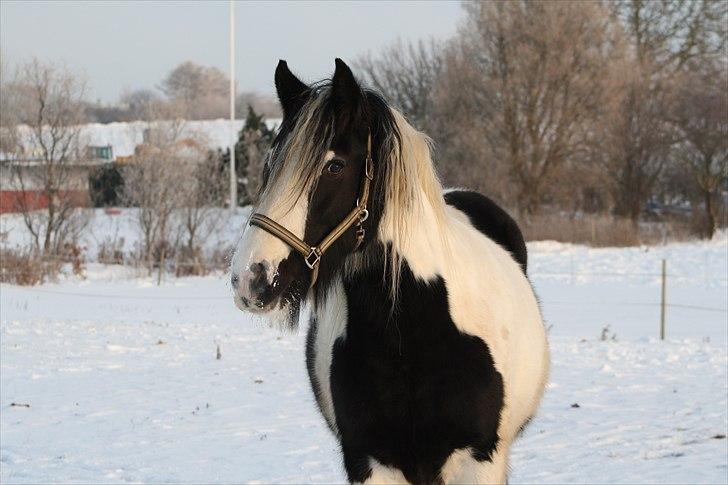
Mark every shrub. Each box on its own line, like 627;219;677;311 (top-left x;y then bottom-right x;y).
520;213;693;247
0;248;44;285
89;163;125;207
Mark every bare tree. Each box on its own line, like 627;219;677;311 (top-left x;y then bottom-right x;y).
597;0;727;225
119;88;169;121
122;121;188;274
159;61;231;120
671;69;728;238
356;39;444;132
177;136;228;274
236;91;282;119
3;59;89;254
612;0;727;72
122;122;228;279
453;1;617;216
598;58;676;224
0;59;24;153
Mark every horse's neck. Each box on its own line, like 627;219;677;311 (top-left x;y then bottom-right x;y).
312;181;454;329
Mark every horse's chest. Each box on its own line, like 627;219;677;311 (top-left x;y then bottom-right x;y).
329;320;502;459
309;270;505;483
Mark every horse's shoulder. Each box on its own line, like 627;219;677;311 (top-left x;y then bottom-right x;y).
444;189;527;273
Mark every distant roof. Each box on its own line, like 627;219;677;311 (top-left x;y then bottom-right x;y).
1;118;281;161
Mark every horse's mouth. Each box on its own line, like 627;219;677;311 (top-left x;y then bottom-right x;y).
233;277;303;315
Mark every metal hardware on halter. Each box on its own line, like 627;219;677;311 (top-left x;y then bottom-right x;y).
304;248;321;270
248;132;374;288
359;208;369;223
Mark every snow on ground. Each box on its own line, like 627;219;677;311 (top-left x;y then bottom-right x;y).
0;208;251;261
1;222;726;483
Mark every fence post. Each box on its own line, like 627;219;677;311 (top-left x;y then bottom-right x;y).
570;254;575;285
660;258;666;340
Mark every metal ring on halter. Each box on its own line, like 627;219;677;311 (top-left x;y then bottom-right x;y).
304;248;321;270
359;208;369;223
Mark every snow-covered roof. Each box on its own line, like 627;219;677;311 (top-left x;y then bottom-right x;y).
1;118;282;161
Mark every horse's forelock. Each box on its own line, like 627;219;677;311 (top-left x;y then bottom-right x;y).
263;84;336;211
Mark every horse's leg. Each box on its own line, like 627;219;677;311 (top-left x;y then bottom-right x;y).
440;444;510;485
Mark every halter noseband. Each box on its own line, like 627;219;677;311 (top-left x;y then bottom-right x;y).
249;133;374;288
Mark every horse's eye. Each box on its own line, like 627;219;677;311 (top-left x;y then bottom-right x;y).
326;160;345;175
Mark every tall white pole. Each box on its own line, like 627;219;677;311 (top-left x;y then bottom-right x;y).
229;0;237;211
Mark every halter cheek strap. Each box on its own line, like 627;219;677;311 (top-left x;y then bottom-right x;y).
249;133;374;288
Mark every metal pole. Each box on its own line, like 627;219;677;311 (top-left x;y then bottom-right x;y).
660;259;666;340
229;0;237;212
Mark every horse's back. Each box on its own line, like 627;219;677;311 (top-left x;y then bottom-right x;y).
444;190;527;273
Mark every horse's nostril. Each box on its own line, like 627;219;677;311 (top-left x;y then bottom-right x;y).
248;262;271;299
249;262;267;276
231;273;240;289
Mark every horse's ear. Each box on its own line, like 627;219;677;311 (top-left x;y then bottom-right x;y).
332;58;364;126
275;60;310;119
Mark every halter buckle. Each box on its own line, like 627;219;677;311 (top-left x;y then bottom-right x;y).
305;248;321;269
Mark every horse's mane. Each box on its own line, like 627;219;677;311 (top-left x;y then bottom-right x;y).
266;82;448;301
377;109;449;300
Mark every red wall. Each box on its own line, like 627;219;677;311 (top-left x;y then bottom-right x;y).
0;191;89;214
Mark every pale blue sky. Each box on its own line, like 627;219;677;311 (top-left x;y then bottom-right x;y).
1;1;462;103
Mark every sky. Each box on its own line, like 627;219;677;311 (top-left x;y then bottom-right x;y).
0;0;462;103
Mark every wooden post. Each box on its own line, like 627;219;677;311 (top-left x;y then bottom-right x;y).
591;218;596;245
660;259;666;340
570;253;575;285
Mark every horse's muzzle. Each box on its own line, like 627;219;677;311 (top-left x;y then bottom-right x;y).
232;261;282;313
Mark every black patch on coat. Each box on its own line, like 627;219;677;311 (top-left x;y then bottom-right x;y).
444;190;528;273
304;87;400;298
329;250;504;484
305;317;323;412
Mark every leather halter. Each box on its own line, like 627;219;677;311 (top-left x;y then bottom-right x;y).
249;134;374;288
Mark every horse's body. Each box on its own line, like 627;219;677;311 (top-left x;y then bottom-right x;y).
231;59;549;484
307;189;548;484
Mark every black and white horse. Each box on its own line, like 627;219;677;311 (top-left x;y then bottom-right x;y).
231;59;549;484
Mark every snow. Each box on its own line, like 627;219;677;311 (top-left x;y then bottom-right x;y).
1;219;727;483
0;208;252;260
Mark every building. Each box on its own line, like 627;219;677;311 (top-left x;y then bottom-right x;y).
0;145;113;214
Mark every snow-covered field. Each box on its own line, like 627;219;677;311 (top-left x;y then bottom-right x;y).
1;211;726;483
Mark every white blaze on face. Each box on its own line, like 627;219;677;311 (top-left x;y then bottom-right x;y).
230;151;336;312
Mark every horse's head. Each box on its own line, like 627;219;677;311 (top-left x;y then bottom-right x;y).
231;59;398;323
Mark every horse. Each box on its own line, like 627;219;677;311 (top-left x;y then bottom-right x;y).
230;58;549;484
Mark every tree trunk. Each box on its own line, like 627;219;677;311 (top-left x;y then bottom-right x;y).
629;198;641;229
703;189;716;239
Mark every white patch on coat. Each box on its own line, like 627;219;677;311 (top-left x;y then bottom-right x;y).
382;195;550;479
312;276;348;435
439;447;509;484
362;457;408;484
373;105;549;480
